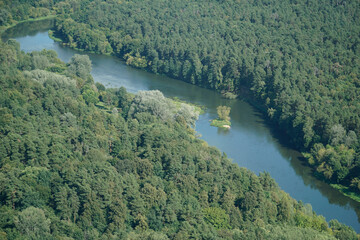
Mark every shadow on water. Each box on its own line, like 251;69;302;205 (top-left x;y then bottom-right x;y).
252;105;360;224
5;19;360;231
1;19;55;41
90;47;360;229
217;127;231;136
256;108;360;206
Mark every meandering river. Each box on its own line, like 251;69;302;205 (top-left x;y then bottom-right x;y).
3;19;360;231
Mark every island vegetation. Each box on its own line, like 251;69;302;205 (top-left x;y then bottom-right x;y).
211;106;231;129
0;36;358;239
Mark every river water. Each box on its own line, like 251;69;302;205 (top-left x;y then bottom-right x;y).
3;19;360;231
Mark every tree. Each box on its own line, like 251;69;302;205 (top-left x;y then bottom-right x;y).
68;54;92;79
55;185;80;223
128;90;174;121
32;54;49;70
329;124;346;146
82;88;99;105
0;36;355;239
203;207;230;230
0;9;9;26
176;103;199;127
330;219;358;240
15;207;51;239
217;106;231;121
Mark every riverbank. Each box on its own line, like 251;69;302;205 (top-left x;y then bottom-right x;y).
48;29;113;56
10;20;360;231
330;184;360;203
48;29;62;42
0;15;56;35
48;25;360;204
236;87;360;204
171;96;205;115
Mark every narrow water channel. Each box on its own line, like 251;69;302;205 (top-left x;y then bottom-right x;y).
3;19;360;231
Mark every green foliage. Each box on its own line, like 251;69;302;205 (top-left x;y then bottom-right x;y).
67;54;92;79
216;106;231;122
211;105;231;128
50;0;360;194
24;69;76;87
210;119;231;129
308;144;356;183
0;1;56;30
330;184;360;203
14;207;51;239
221;92;237;100
330;219;358;240
0;40;355;239
128;90;174;121
203;207;231;230
82;87;99;105
129;90;199;126
124;52;148;68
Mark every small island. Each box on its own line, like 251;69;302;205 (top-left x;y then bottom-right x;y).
211;106;231;129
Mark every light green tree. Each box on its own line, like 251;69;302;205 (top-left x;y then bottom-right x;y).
15;207;51;239
203;207;231;229
68;54;92;79
217;106;231;121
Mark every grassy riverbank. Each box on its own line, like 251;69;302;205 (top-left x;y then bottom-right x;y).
0;15;56;35
48;29;62;42
330;184;360;203
171;97;205;115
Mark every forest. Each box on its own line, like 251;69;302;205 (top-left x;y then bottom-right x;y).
0;0;359;239
3;0;357;196
0;35;358;239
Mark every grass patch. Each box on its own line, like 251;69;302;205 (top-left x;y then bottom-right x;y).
330;184;360;203
48;30;63;42
171;97;205;115
210;119;231;129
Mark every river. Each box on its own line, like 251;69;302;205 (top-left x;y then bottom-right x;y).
2;19;360;231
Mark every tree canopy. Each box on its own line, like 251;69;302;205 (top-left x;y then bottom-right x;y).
49;0;360;193
0;40;355;239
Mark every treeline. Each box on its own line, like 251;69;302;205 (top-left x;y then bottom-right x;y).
0;40;356;239
0;0;61;27
51;0;360;193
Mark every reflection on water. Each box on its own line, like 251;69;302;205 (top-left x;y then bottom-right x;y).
217;127;230;136
4;19;360;232
1;19;55;41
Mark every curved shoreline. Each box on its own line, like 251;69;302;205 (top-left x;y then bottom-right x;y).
6;19;360;231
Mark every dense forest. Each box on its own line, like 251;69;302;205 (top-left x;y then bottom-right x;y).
0;36;358;238
33;0;359;195
0;0;360;238
0;0;61;26
1;0;359;197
